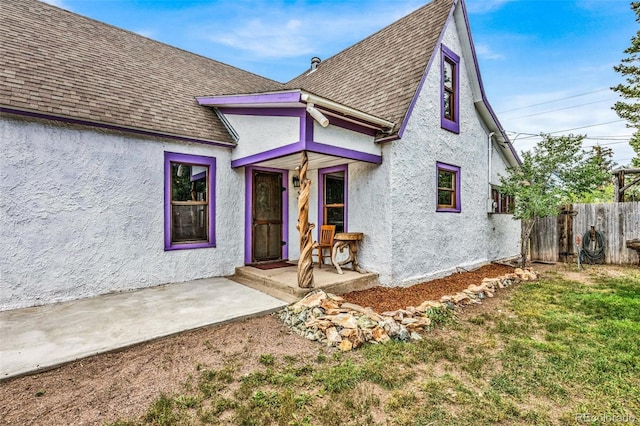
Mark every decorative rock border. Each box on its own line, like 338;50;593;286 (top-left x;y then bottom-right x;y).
276;268;539;351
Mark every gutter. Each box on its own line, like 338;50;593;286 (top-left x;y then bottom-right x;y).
300;92;394;132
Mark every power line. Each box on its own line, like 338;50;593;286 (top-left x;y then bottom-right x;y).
498;88;611;114
509;120;626;140
507;98;618;120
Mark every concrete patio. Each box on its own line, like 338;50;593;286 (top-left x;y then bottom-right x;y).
230;262;379;303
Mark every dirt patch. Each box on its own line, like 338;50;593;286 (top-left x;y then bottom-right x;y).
342;264;514;313
0;263;578;425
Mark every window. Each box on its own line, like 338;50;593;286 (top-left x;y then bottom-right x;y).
164;152;216;250
491;187;515;214
441;45;460;133
319;165;347;233
436;162;461;213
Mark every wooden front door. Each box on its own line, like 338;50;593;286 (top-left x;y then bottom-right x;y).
252;170;283;262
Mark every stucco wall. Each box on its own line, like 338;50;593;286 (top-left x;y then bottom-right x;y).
313;124;381;156
381;16;519;286
1;117;244;310
227;114;299;161
347;145;394;284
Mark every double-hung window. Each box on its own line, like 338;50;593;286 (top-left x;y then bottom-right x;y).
441;45;460;133
436;162;461;213
164;152;216;250
319;165;347;233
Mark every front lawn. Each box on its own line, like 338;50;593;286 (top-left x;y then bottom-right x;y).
108;265;639;425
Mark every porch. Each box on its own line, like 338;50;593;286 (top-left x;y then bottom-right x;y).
230;263;379;304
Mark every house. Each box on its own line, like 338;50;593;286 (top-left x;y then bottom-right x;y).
0;0;521;311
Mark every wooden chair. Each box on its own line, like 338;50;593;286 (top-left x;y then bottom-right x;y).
312;225;336;268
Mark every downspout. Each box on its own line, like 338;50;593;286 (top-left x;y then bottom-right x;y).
487;131;496;213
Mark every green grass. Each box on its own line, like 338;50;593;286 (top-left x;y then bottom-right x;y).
107;266;640;425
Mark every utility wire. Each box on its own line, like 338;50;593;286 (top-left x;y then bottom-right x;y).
507;98;618;119
511;120;626;140
498;88;611;114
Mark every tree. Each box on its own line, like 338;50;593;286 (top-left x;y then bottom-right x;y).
612;1;640;167
500;134;610;267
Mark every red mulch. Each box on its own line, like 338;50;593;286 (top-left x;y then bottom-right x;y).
342;264;514;313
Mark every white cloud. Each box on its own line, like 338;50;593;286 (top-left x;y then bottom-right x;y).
466;0;514;14
39;0;70;9
194;1;422;60
210;18;313;58
134;29;157;39
475;43;504;60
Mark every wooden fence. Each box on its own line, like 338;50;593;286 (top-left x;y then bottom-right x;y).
530;202;640;265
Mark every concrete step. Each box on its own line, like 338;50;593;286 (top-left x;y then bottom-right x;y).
228;265;379;304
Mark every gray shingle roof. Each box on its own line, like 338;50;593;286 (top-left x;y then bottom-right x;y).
0;0;283;144
1;0;454;143
285;0;454;137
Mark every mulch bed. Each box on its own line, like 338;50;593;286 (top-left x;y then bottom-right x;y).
342;264;514;313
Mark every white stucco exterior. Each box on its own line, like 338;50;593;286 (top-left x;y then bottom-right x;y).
1;117;244;310
313;124;380;156
347;13;520;286
227;114;299;161
1;1;521;310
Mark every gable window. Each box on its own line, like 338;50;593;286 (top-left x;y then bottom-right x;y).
441;45;460;133
164;152;216;250
319;165;347;233
436;162;461;213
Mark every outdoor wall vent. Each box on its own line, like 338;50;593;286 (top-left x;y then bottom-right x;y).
310;57;321;71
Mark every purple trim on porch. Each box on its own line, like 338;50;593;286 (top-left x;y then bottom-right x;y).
232;141;305;168
318;165;349;236
196;91;301;106
440;44;460;134
1;107;235;148
319;114;378;136
302;113;314;143
397;0;457;139
436;161;461;213
306;141;382;164
458;0;522;165
244;166;289;264
218;107;304;117
164;152;217;250
231;140;381;168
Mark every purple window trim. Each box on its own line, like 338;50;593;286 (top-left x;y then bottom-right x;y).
441;44;460;134
164;152;217;251
436;162;461;213
397;1;457;139
318;165;349;236
244;166;289;265
457;1;522;165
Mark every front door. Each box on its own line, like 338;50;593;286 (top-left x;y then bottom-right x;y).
252;170;283;262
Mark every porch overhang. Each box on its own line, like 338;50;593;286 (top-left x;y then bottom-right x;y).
197;90;388;170
196;90;395;133
230;140;382;170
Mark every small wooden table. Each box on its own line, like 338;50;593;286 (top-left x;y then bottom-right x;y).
331;232;366;274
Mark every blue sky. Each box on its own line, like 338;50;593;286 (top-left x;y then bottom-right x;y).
45;0;637;165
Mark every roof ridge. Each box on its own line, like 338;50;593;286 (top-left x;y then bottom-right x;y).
33;0;285;88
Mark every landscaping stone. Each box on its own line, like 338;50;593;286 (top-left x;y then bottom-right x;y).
276;269;536;351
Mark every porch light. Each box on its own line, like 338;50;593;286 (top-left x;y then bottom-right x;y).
292;172;300;188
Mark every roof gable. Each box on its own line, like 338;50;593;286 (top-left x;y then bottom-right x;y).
0;0;284;144
284;0;455;137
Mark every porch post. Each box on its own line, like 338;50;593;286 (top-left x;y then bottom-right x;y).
296;151;315;288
